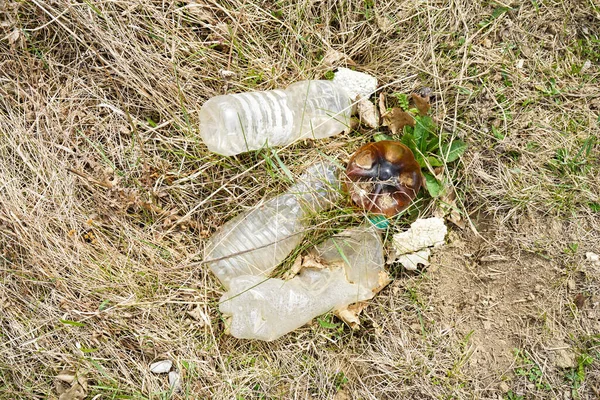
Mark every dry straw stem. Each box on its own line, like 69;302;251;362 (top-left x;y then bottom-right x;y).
1;0;599;399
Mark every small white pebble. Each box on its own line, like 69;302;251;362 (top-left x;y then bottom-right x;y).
219;69;236;79
168;370;181;392
585;252;599;262
150;360;172;374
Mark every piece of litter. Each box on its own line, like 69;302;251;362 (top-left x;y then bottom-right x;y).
150;360;172;374
585;252;599;263
391;217;447;270
395;249;431;271
219;225;385;341
393;217;447;254
168;370;181;392
332;67;378;103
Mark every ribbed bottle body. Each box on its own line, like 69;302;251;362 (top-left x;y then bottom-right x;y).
287;80;352;140
199;81;351;156
205;194;306;288
199;89;294;156
204;162;339;289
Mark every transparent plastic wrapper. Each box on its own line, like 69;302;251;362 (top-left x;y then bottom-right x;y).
219;225;385;341
199;80;352;156
204;162;340;289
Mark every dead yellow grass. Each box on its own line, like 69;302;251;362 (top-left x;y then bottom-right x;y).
1;0;599;399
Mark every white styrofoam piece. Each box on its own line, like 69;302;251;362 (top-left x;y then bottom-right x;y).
332;67;378;101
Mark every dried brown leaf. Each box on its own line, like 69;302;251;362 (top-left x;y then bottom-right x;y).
344;116;360;134
186;306;207;326
356;96;379;128
334;389;351;400
7;29;20;45
321;48;355;67
411;92;431;116
375;270;392;294
282;255;303;280
382;108;415;135
375;12;394;33
378;92;387;116
55;371;76;384
300;253;328;270
574;293;586;309
335;302;369;329
58;376;87;400
433;186;465;229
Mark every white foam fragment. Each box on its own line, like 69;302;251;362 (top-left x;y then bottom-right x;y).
332;67;378;101
392;217;447;270
396;249;431;271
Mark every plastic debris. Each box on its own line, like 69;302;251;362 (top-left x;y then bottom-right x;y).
219;225;385;341
345;141;423;217
199;80;352;156
332;67;378;102
391;217;447;270
204;162;340;289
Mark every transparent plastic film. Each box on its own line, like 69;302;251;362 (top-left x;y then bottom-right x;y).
219;225;384;341
204;162;341;289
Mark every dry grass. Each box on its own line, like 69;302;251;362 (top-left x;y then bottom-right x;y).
1;0;599;399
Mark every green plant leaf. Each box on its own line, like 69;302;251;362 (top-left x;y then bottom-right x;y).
318;318;339;329
427;156;443;167
60;319;86;327
374;133;393;142
440;140;467;162
424;173;442;197
394;93;410;111
425;136;440;153
400;132;417;151
413;122;428;152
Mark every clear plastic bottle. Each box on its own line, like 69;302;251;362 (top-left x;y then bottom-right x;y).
199;81;352;156
204;162;340;289
219;225;384;341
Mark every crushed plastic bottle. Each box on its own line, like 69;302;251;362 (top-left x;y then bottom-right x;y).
204;162;340;289
199;80;352;156
219;225;384;341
